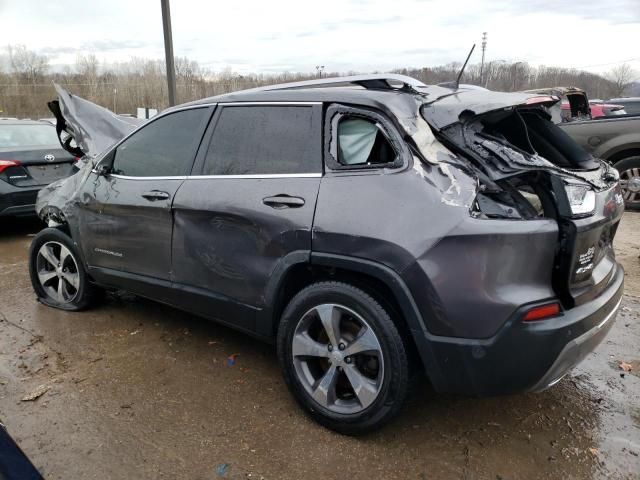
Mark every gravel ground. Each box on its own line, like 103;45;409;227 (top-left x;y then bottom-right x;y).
0;213;639;480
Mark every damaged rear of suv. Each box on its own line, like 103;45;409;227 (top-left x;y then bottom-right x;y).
30;76;623;434
417;87;624;395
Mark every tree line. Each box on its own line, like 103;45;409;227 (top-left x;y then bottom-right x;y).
0;44;636;119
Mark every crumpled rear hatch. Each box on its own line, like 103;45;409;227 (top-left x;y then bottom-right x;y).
422;93;624;309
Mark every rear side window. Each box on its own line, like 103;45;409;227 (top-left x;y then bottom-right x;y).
338;117;396;166
112;108;207;177
202;105;320;175
325;105;404;170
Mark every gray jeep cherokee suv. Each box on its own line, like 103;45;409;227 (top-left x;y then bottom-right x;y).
29;75;624;434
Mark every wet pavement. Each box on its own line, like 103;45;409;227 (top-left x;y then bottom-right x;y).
0;214;639;480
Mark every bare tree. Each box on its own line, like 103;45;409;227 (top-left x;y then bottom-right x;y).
0;43;628;118
608;63;634;97
76;53;99;79
75;53;100;98
7;44;49;85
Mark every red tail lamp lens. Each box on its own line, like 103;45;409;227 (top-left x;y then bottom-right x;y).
523;303;561;321
0;159;21;174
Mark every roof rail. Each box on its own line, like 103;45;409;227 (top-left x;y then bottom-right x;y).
253;74;428;94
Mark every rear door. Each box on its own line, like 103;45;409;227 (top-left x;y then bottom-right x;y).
171;103;322;332
76;107;211;281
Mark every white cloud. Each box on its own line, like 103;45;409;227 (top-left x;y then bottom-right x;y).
1;0;639;75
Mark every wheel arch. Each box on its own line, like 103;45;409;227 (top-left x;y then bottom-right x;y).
607;147;640;164
260;251;446;388
596;141;640;163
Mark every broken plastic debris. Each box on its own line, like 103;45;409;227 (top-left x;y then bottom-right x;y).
215;463;230;477
226;354;239;366
21;384;50;401
619;361;633;372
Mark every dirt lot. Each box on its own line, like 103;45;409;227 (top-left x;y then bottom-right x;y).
1;214;639;480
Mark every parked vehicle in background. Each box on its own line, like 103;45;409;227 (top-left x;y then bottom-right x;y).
31;76;624;434
558;101;626;120
607;97;640;116
38;118;57;125
560;116;640;210
0;119;78;218
589;100;627;119
587;101;626;118
522;87;590;122
523;87;640;209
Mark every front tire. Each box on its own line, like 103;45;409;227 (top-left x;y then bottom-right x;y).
28;228;98;311
615;155;640;211
277;281;410;435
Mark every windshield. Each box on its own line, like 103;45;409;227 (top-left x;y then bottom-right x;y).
0;124;60;148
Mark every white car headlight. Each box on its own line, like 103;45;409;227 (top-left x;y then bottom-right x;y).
565;183;596;216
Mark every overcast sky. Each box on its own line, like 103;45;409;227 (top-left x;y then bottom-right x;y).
1;0;639;76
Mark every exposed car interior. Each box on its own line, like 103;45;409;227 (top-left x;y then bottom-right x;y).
479;108;599;170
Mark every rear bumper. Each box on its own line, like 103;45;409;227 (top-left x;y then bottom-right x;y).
529;293;620;392
419;262;624;396
0;184;40;217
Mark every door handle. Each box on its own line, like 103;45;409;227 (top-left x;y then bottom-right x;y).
141;190;170;201
262;195;305;209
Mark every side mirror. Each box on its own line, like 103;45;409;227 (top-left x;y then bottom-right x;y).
96;164;111;177
95;150;115;176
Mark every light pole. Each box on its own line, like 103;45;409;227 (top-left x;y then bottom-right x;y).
512;61;523;91
315;65;325;78
161;0;177;106
113;88;117;113
480;32;487;85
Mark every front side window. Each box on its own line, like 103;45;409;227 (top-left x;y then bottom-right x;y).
202;105;320;175
112;108;207;177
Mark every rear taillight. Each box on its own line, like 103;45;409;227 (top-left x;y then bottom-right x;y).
0;159;21;174
523;302;561;322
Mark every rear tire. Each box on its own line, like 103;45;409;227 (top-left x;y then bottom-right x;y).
615;155;640;211
28;228;99;311
277;281;410;435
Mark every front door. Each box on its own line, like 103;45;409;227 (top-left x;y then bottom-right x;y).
171;104;323;331
76;107;211;281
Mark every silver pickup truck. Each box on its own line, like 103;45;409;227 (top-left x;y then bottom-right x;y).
559;116;640;211
525;87;640;210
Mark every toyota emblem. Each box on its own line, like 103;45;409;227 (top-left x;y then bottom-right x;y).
44;154;55;162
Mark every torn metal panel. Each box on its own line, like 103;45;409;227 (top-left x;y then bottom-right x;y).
49;84;145;159
35;159;94;225
36;85;148;223
412;159;477;209
421;88;559;130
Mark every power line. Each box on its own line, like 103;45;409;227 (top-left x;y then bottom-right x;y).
574;57;640;69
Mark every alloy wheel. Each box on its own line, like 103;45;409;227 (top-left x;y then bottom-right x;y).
619;166;640;207
291;303;384;414
36;241;80;304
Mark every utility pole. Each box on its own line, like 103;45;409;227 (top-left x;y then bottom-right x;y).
480;32;487;85
161;0;177;106
512;61;523;91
